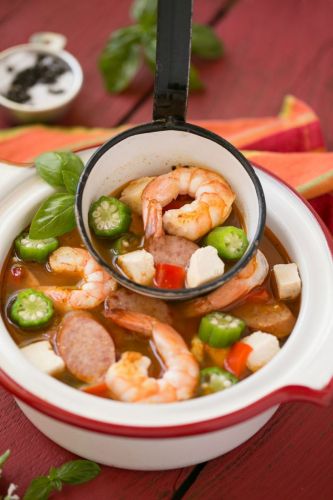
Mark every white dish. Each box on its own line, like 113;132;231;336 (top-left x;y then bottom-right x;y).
0;148;332;470
0;33;83;123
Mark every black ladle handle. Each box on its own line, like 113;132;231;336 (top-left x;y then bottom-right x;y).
153;0;192;122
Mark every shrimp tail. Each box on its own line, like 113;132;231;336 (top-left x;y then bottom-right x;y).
107;309;154;337
144;200;164;239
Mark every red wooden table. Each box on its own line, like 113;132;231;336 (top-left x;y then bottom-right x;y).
1;1;333;498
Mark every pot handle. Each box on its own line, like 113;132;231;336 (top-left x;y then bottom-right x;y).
278;326;333;405
153;0;192;122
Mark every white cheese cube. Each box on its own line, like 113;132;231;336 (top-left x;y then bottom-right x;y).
21;341;65;376
118;249;155;285
273;263;301;300
120;176;155;214
242;331;280;372
186;246;225;288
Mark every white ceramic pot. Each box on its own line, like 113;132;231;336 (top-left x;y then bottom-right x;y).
0;147;332;470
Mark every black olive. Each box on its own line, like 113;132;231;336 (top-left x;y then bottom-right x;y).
5;52;70;105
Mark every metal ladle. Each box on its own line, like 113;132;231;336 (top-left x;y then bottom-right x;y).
76;0;266;301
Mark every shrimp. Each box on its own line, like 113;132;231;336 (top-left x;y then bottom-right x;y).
105;310;199;403
180;250;269;317
40;247;117;311
142;166;235;241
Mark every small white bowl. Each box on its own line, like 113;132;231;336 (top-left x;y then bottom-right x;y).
0;33;83;123
0;148;332;470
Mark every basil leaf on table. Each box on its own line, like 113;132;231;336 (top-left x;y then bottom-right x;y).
29;193;76;239
0;449;10;468
59;151;84;194
23;477;53;500
50;478;63;491
142;31;204;91
55;459;101;484
189;65;204;91
142;28;156;70
99;26;142;93
192;24;223;60
131;0;157;27
35;152;65;188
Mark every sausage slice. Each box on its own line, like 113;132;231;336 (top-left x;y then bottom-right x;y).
231;301;296;338
57;311;115;383
104;287;172;324
146;235;199;268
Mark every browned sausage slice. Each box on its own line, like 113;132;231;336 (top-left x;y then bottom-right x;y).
146;235;199;268
231;301;296;338
104;287;172;324
57;311;115;383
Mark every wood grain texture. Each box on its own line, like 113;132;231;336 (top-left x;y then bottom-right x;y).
130;0;333;149
0;0;224;129
184;402;333;500
0;387;192;498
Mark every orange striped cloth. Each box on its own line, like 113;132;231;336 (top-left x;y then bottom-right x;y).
0;95;332;200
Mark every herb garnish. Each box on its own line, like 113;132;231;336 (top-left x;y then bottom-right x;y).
24;460;101;500
99;0;223;93
0;449;101;500
29;151;83;240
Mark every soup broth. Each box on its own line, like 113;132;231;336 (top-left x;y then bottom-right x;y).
1;226;300;389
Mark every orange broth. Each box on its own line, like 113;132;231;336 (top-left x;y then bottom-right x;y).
0;221;300;390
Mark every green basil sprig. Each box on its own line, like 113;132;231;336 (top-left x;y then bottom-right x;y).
23;459;101;500
0;449;10;470
99;0;223;93
0;450;100;500
29;193;76;239
29;151;84;240
59;152;85;194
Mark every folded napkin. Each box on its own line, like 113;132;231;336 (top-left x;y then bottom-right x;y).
0;96;332;204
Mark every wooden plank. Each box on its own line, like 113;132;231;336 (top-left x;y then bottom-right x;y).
0;387;191;498
0;0;26;24
130;0;333;149
184;402;333;499
0;0;224;129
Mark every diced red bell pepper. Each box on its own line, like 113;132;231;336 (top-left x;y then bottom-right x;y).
224;342;253;378
163;195;193;212
243;287;271;303
81;381;108;396
10;265;24;280
154;263;185;289
229;287;271;309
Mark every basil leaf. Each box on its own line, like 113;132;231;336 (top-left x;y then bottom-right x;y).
23;477;53;500
29;193;76;239
0;449;10;468
47;466;58;481
50;478;62;491
131;0;157;27
35;152;65;188
142;28;156;71
55;459;101;484
59;151;84;194
189;65;204;91
99;26;142;93
192;24;223;60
